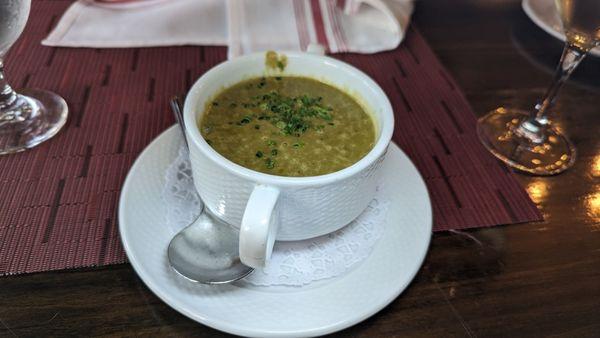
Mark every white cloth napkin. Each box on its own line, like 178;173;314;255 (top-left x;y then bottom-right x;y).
43;0;228;48
43;0;413;58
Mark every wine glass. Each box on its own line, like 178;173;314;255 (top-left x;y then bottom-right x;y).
477;0;600;175
0;0;68;155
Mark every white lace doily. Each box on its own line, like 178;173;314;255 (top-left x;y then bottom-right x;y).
162;145;389;286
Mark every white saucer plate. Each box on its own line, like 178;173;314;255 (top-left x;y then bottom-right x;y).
523;0;600;57
118;126;432;337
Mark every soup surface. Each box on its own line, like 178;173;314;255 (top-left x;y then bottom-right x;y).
199;76;376;177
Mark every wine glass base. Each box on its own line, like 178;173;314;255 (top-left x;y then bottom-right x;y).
476;107;575;176
0;89;68;155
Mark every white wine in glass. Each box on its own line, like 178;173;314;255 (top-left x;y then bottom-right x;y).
477;0;600;175
557;0;600;51
0;0;68;155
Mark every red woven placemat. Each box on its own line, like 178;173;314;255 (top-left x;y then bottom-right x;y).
0;1;542;275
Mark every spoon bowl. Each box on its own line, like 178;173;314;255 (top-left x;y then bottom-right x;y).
168;210;254;284
166;97;253;284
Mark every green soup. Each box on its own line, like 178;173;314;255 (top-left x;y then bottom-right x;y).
199;76;376;177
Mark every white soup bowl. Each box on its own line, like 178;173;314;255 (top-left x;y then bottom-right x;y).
183;51;394;268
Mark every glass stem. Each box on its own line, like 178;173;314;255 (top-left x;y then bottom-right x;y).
0;58;19;110
526;44;587;127
517;44;587;143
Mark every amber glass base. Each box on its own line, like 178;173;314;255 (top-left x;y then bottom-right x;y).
477;108;575;175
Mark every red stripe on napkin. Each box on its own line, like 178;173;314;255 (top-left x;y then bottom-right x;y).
310;0;331;52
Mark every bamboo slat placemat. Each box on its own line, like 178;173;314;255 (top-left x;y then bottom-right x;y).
0;0;542;275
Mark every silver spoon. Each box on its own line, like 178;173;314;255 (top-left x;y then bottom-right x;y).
167;97;254;284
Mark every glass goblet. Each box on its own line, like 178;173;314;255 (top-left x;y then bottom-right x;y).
0;0;68;155
477;0;599;175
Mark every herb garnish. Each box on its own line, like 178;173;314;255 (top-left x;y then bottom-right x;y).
245;91;334;136
256;151;263;158
265;158;275;169
276;61;285;71
257;77;266;88
239;116;252;125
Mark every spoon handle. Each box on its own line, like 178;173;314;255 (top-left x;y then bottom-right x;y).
170;96;189;150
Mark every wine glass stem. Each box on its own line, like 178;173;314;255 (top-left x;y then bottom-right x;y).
529;44;587;124
0;58;18;110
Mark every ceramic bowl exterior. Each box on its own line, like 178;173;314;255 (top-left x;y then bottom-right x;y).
183;51;394;241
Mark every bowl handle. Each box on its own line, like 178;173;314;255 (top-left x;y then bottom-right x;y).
239;185;280;268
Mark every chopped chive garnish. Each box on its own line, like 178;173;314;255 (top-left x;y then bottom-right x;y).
256;151;263;158
271;149;278;156
267;140;277;147
254;125;260;130
243;92;335;136
265;158;275;169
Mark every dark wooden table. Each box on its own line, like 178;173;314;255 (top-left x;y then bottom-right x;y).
1;0;599;336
